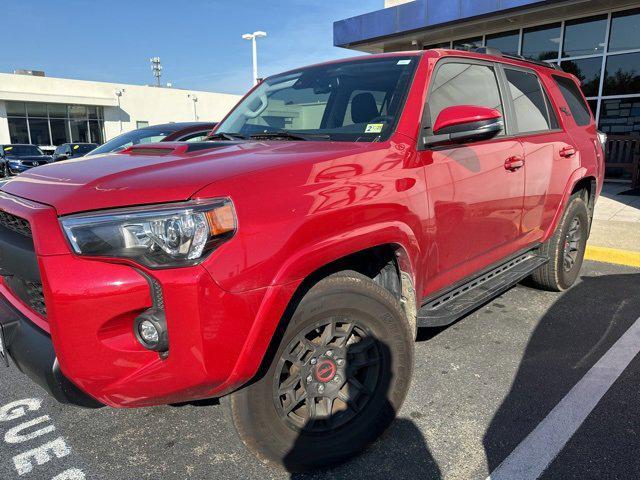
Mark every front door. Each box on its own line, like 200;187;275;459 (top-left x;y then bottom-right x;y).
419;60;526;293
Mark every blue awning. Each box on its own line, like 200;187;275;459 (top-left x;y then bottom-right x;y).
334;0;562;47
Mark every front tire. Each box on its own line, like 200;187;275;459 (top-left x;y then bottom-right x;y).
227;271;414;471
529;193;590;291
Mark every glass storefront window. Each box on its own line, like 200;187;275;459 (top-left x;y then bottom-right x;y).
604;52;640;95
69;120;90;142
27;103;47;117
425;42;451;49
609;8;640;53
562;15;607;57
453;37;483;51
49;119;69;145
486;30;519;55
5;101;104;146
8;118;30;144
598;97;640;135
28;118;51;145
522;23;561;61
88;121;103;143
588;100;598;117
48;104;68;118
560;57;603;97
68;105;88;119
6;102;26;117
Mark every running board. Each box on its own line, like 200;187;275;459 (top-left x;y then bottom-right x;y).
417;251;548;328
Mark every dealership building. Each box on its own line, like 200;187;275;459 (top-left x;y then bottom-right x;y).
0;72;241;147
335;0;640;136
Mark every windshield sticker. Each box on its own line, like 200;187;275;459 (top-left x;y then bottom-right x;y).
397;59;411;65
73;145;80;150
365;123;384;134
3;147;12;151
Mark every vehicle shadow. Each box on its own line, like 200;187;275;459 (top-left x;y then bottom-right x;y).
283;334;442;479
483;273;640;474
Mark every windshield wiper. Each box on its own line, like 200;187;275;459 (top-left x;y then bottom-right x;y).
206;132;248;141
249;131;331;141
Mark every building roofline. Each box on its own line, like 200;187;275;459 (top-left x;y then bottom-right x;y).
334;0;587;49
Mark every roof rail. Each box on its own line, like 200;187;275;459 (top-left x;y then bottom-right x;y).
471;47;563;71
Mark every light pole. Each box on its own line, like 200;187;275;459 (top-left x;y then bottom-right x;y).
241;31;267;86
188;94;198;121
115;89;125;132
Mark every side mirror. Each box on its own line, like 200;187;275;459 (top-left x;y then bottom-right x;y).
425;105;503;147
54;154;68;161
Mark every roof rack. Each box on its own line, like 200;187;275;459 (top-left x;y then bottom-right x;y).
471;47;563;71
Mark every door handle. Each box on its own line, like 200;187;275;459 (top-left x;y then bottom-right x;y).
559;146;576;158
504;156;525;171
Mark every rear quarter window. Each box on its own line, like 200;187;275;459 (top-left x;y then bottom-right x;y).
553;75;592;126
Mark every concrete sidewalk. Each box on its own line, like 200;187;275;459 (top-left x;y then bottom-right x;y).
587;182;640;266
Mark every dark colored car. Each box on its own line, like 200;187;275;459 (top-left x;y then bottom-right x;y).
0;49;603;470
0;144;53;177
86;122;217;156
52;143;99;162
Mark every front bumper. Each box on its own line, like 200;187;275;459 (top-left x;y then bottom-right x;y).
0;292;102;408
0;191;296;408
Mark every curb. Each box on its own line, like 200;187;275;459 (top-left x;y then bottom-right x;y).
585;245;640;268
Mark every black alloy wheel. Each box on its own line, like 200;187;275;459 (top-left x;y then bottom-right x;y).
274;319;381;433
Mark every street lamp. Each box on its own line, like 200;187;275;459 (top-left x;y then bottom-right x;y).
115;89;125;132
242;31;267;86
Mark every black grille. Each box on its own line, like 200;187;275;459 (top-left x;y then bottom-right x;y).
0;211;32;237
25;281;46;317
3;277;47;318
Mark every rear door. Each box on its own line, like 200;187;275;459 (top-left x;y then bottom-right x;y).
500;66;572;242
419;59;526;292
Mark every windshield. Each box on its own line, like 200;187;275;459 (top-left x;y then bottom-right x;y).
3;145;43;156
216;56;419;142
89;128;176;155
72;144;97;154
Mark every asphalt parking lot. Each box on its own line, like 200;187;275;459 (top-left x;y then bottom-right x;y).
0;260;639;480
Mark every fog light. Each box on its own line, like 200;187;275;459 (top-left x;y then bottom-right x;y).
134;311;168;353
139;320;160;345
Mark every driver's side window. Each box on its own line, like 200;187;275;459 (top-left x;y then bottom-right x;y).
428;62;503;130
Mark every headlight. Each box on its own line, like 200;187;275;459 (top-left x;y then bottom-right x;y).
60;198;236;268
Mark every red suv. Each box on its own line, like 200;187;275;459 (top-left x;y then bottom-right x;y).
0;48;603;471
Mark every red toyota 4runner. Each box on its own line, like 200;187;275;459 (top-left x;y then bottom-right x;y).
0;48;604;470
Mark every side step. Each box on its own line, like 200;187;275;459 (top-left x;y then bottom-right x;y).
417;251;548;328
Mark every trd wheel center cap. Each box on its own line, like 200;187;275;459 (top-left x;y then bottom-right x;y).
314;359;337;383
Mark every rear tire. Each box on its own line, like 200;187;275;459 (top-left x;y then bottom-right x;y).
227;271;414;472
529;193;589;291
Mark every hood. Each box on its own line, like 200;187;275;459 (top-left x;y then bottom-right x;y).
1;141;371;215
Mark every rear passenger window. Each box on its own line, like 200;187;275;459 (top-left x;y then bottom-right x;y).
429;62;503;126
505;69;556;133
553;75;592;126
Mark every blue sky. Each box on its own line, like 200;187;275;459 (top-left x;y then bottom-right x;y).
1;0;379;94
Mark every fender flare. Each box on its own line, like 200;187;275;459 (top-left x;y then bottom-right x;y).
543;166;590;242
215;221;421;395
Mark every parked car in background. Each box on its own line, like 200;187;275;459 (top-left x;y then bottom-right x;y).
86;122;217;156
0;144;53;177
52;143;98;162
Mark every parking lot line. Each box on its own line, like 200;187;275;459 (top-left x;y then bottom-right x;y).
486;315;640;480
585;246;640;268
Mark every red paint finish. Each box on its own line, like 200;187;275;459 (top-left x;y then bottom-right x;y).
432;105;502;133
0;49;602;407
